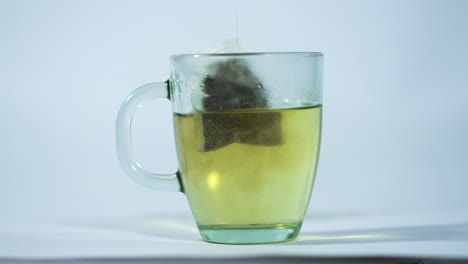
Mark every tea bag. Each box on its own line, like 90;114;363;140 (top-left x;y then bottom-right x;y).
195;57;282;152
202;58;268;111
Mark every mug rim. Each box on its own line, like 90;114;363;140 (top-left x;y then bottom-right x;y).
170;52;323;60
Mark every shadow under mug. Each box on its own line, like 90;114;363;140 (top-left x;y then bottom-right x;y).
116;52;323;244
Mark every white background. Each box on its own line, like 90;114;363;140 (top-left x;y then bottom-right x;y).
1;0;467;222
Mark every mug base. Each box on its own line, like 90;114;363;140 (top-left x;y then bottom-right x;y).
198;223;301;244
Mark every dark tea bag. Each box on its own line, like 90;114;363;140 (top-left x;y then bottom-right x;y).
202;59;268;111
195;59;282;152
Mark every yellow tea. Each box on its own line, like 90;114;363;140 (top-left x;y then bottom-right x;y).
174;105;321;242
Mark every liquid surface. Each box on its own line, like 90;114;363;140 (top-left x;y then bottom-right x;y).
174;105;321;227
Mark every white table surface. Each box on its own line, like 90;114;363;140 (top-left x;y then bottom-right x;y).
1;210;467;263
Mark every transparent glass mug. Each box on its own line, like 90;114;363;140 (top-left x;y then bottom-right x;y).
116;52;323;244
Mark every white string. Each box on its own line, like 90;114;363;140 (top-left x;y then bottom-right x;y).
195;0;243;54
236;0;239;45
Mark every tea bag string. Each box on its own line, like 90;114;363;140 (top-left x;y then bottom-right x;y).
236;0;239;46
211;0;239;54
197;0;242;54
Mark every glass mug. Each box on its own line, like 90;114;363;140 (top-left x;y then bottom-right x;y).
116;52;323;244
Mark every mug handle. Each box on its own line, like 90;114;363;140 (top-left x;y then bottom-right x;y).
116;81;182;192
